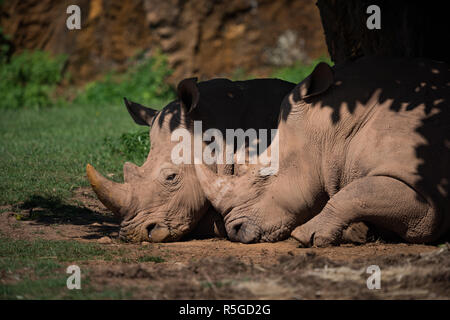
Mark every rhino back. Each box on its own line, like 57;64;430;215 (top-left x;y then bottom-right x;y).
195;78;295;132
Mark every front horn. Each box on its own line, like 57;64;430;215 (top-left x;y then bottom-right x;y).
86;164;131;218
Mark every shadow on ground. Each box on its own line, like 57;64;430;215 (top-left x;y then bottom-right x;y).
13;194;119;240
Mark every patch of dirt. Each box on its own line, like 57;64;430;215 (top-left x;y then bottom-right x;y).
1;187;449;299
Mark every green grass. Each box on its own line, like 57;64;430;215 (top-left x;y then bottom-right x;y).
0;50;175;206
0;100;167;205
0;237;111;272
0;102;131;204
137;255;165;263
0;237;135;299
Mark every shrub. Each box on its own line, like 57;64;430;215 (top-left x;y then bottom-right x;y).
271;56;333;84
104;130;150;165
0;50;67;109
73;52;175;107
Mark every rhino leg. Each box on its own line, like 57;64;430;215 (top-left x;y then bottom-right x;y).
291;176;442;247
341;222;369;244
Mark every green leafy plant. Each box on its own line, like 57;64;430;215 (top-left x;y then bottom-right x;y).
104;130;150;165
0;237;134;299
0;50;67;109
73;52;174;107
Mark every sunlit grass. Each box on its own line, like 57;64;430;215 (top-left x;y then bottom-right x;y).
0;102;144;205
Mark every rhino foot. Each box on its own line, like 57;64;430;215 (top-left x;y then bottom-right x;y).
290;210;371;247
292;221;370;247
291;175;441;247
342;222;369;244
291;217;343;248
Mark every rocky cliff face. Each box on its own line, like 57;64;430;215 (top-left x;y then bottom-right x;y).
1;0;327;84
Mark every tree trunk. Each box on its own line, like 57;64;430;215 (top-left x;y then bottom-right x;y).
316;0;449;64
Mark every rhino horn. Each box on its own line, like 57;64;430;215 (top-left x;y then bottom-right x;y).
194;163;239;215
86;164;131;218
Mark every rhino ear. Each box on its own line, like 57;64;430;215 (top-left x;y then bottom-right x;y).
123;97;158;126
177;77;199;114
299;62;334;99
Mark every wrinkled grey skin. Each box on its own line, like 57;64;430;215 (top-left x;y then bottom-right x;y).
196;56;450;246
87;77;295;242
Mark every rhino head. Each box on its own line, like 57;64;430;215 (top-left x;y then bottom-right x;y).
194;63;335;243
87;78;214;243
87;77;295;243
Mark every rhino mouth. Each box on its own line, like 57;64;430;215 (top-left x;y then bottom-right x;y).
117;212;180;243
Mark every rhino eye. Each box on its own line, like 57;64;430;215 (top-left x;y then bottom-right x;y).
160;167;179;184
166;173;177;181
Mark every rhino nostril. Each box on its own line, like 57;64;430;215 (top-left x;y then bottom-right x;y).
232;222;243;236
147;224;157;237
228;222;246;242
229;221;259;244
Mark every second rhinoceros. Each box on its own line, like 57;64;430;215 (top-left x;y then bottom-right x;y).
86;77;295;242
195;56;450;246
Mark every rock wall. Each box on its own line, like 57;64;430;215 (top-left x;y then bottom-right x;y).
1;0;327;84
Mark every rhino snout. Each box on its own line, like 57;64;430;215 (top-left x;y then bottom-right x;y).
226;220;260;244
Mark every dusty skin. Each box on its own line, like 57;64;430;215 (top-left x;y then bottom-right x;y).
1;188;448;299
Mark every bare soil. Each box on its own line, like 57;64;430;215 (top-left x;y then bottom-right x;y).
1;188;449;299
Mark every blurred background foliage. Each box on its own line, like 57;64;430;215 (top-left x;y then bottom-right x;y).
0;50;67;109
72;51;174;108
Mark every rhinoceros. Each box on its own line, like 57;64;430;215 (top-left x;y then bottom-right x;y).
195;56;450;246
86;77;295;242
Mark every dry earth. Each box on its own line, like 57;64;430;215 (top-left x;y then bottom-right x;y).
1;188;449;299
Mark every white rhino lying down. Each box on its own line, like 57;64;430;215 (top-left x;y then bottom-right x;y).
196;56;450;246
87;77;295;242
